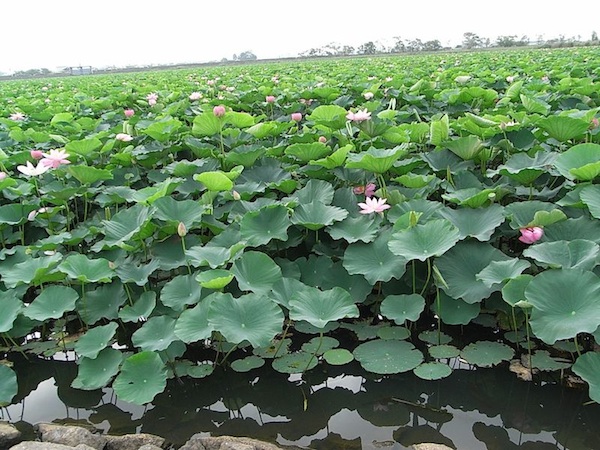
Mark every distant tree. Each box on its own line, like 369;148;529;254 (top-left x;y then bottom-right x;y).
592;31;598;42
405;38;424;52
462;32;483;49
237;51;257;61
422;40;442;51
391;37;406;53
357;41;378;55
496;35;518;47
341;45;355;55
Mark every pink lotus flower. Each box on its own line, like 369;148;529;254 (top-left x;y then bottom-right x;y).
213;105;226;117
146;93;158;106
189;92;202;101
17;161;50;177
363;92;374;100
358;197;391;214
9;112;25;121
116;133;133;142
590;118;599;130
266;95;276;103
30;150;44;160
346;109;371;122
291;112;302;122
518;227;544;244
0;172;7;181
124;109;135;118
41;149;71;168
28;207;49;221
318;136;327;143
207;79;216;86
353;183;376;197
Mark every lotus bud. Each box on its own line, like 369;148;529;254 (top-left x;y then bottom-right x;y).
177;222;187;237
213;105;226;117
232;190;241;201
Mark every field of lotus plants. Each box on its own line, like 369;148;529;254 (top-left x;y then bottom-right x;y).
1;47;600;407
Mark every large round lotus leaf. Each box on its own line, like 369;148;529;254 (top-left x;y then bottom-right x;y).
240;205;290;246
319;261;372;304
231;251;282;294
353;340;423;374
445;135;483;160
437;204;505;241
1;253;63;289
289;286;358;329
77;282;127;325
525;268;600;344
194;171;233;191
554;143;600;181
132;316;178;352
530;350;571;371
115;258;160;286
208;292;283;348
377;326;410;340
413;362;452;380
253;338;291;359
272;351;318;374
0;291;22;333
323;348;354;365
572;352;600;403
501;275;533;307
24;285;79;321
160;274;202;311
460;341;514;367
195;269;234;290
475;258;531;287
544;217;600;243
301;336;339;355
185;363;214;379
580;185;600;220
327;215;381;244
291;202;348;231
119;291;156;323
294;320;339;334
494;151;556;185
231;355;265;373
504;200;563;229
185;245;230;270
388;199;443;224
71;347;123;390
388;219;460;261
436;241;511;304
0;365;17;405
113;351;167;405
431;291;480;325
380;294;425;324
345;147;408;173
418;330;452;345
343;232;407;284
74;322;118;359
429;344;460;359
285;142;330;163
308;104;349;130
296;254;333;286
174;297;214;344
58;254;115;283
292;179;333;206
523;240;599;271
269;278;311;309
538;116;590;142
152;197;205;228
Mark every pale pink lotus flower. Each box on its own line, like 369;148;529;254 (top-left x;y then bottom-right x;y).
291;112;302;122
9;112;25;121
45;98;51;104
41;149;71;168
266;95;276;103
358;197;391;214
0;172;7;181
213;105;226;117
207;79;216;86
518;227;544;244
318;136;327;143
363;92;374;100
590;118;599;130
354;183;377;197
17;161;51;177
116;133;134;142
346;109;371;122
28;207;49;221
506;76;515;83
42;86;49;91
189;92;202;101
30;150;44;160
146;93;158;106
124;108;135;118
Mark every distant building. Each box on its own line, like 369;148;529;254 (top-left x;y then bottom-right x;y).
69;66;93;75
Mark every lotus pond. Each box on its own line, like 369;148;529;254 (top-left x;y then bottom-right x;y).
0;47;600;447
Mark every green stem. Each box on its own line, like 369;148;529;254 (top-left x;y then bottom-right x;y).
412;261;416;295
4;333;28;360
303;331;323;373
273;321;292;358
511;307;519;346
419;258;432;297
181;237;192;275
220;342;240;365
574;335;582;357
435;286;441;344
524;308;532;367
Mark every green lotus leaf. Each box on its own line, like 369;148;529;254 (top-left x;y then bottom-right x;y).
1;253;63;289
71;348;123;391
388;199;443;224
525;268;600;344
160;274;202;311
232;251;282;294
301;336;339;355
24;285;78;321
291;202;348;231
58;254;114;283
272;351;318;374
309;144;351;169
413;362;452;380
191;112;221;136
308;104;349;130
445;135;483;160
343;232;408;284
429;344;460;359
0;291;23;333
68;166;114;185
538;115;590;143
380;294;425;324
431;291;481;325
296;254;333;286
113;351;167;405
141;116;182;142
345;146;408;173
395;173;436;188
544;216;600;243
97;203;151;249
185;363;214;379
292;179;335;204
0;203;38;225
442;187;500;208
231;355;265;373
494;151;556;185
225;144;266;167
115;258;160;286
579;185;600;219
196;269;234;290
501;275;534;308
240;205;291;247
520;94;550;114
174;295;214;344
65;137;102;156
476;258;531;287
289;286;358;329
77;281;127;325
194;171;234;191
119;291;156;323
436;241;512;304
208;292;283;348
0;365;18;406
460;341;514;367
131;179;181;205
554;143;600;181
327;215;381;244
245;122;291;139
341;321;389;341
388;219;460;261
354;340;423;374
74;322;118;359
152;197;205;228
253;338;292;359
132;316;179;352
377;326;410;340
530;350;571;371
572;352;600;403
185;245;231;269
429;114;450;146
523;240;599;270
269;277;312;309
321;348;354;366
437;205;505;241
320;261;372;304
285;142;330;162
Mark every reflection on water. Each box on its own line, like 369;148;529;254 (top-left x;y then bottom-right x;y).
3;354;599;450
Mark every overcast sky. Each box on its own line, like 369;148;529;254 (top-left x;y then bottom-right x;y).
2;0;599;73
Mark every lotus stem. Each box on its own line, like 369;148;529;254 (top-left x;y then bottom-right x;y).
303;331;323;374
574;335;582;357
524;308;532;368
511;307;519;347
419;258;432;297
273;321;291;358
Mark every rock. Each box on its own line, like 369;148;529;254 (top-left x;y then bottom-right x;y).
179;435;283;450
412;444;454;450
138;445;163;450
10;443;82;450
0;422;22;450
34;424;106;450
104;434;165;450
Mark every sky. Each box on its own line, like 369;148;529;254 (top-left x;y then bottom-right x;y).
2;0;599;74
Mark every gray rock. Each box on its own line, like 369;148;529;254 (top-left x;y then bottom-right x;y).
10;443;80;450
412;444;454;450
35;424;106;450
0;422;22;450
179;435;283;450
74;445;97;450
104;434;165;450
137;445;163;450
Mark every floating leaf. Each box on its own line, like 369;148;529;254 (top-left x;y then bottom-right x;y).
231;355;265;373
530;350;571;371
380;294;425;324
413;362;452;380
377;326;410;340
323;348;354;365
186;363;214;379
388;219;460;261
301;336;339;355
354;340;423;374
289;286;358;329
429;345;460;359
272;351;318;374
113;351;167;405
460;341;514;367
132;316;179;352
72;348;123;391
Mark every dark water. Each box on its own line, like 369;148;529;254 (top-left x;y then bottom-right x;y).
3;353;599;450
